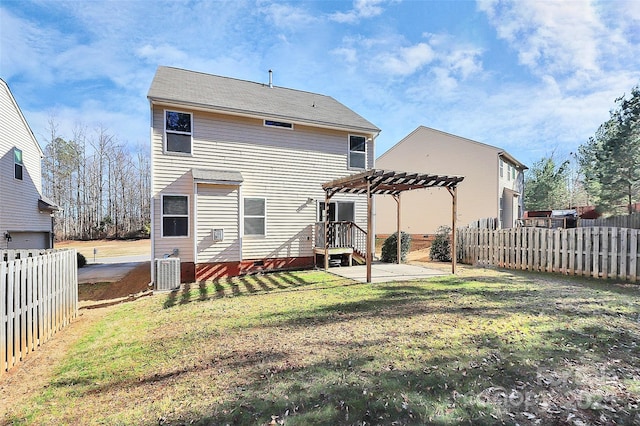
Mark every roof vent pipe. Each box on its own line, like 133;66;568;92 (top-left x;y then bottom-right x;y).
268;69;273;88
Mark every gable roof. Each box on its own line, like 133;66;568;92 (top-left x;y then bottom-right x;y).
380;125;527;170
0;79;44;157
147;66;380;135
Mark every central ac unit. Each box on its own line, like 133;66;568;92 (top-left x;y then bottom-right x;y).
155;258;180;291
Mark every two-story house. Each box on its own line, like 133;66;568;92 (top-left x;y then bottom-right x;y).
148;66;380;283
0;79;57;249
375;126;527;235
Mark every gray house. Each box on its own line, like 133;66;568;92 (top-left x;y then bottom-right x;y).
148;66;380;283
0;79;57;249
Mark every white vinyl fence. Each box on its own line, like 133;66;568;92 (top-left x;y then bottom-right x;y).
458;227;640;282
1;249;78;375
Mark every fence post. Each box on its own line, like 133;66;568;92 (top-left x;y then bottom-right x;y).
620;228;628;280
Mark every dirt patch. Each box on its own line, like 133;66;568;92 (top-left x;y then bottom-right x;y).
56;238;150;259
78;262;151;308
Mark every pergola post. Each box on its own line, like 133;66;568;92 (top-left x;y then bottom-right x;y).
393;193;401;264
366;178;373;283
323;190;330;271
447;186;458;274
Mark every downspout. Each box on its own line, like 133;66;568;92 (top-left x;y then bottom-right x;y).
149;101;156;286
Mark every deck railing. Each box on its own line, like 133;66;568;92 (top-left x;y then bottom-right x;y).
315;221;367;256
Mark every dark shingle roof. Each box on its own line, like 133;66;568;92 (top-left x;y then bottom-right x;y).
148;66;380;134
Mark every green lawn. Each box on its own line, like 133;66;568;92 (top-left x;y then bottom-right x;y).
4;268;640;425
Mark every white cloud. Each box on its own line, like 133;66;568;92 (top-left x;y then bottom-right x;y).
476;0;636;83
136;44;189;65
377;43;435;76
258;1;320;29
0;8;64;83
330;0;395;23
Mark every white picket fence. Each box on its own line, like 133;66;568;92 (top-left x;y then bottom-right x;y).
457;227;640;282
1;249;78;375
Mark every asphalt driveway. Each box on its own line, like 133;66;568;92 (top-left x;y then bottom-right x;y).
78;255;150;284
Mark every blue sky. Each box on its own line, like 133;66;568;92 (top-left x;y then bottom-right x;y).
1;0;639;167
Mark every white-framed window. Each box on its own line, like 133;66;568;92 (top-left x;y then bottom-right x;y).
264;119;293;130
499;159;504;178
348;135;366;169
244;197;266;236
165;110;192;154
162;195;189;237
14;148;23;180
507;164;511;181
512;166;517;180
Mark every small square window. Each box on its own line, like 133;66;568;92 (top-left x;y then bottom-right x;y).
14;148;23;180
162;195;189;237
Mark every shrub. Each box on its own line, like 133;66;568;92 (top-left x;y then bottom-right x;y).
429;225;451;262
77;252;87;268
381;231;412;263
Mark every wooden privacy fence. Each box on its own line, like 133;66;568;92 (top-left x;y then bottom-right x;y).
1;249;78;375
458;227;640;282
581;212;640;229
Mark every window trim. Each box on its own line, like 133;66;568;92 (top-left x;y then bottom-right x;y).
161;194;190;238
14;147;23;180
499;159;504;178
243;197;267;237
164;109;193;155
348;134;367;170
264;119;294;130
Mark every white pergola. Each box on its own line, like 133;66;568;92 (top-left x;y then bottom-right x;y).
321;169;465;283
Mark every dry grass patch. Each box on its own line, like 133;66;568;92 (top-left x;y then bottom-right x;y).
3;268;640;425
56;239;150;259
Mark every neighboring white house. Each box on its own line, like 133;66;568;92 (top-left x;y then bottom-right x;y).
0;79;57;249
376;126;527;235
148;66;380;283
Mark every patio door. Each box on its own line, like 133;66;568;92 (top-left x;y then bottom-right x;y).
318;201;355;222
318;202;356;247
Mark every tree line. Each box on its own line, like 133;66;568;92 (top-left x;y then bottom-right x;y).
42;119;150;241
525;84;640;215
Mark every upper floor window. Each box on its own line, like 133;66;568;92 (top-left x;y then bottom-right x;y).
349;135;366;169
165;110;192;154
499;159;504;178
512;167;517;180
264;120;293;129
162;195;189;237
14;148;23;180
244;197;266;236
507;164;511;180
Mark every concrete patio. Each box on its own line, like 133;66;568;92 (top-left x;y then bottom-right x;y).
327;262;447;283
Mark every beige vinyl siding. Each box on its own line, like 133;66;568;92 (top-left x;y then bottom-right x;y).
375;126;499;235
0;82;51;241
151;106;373;262
196;184;240;263
152;174;194;261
